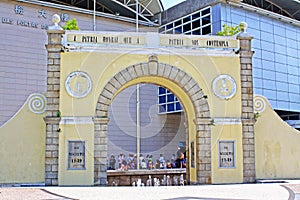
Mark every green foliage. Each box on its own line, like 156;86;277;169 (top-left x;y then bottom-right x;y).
56;110;61;118
217;24;240;36
62;18;80;30
254;112;261;121
209;119;215;126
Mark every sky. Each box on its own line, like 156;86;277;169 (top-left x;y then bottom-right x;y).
161;0;186;10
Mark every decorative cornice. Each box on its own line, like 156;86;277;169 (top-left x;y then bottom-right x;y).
59;116;94;125
194;117;242;125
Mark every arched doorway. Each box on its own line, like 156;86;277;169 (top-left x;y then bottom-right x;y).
93;55;212;185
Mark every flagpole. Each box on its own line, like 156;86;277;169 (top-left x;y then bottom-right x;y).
93;0;96;31
136;0;140;170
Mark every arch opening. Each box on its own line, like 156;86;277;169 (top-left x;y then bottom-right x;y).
94;60;212;185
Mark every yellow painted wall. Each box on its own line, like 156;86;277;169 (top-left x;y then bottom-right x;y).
60;51;241;118
254;95;300;179
60;49;243;184
58;123;94;186
211;124;243;184
0;95;45;184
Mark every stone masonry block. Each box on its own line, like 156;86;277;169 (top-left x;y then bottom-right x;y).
104;82;118;94
54;59;61;65
46;131;59;138
98;95;111;106
47;77;60;85
94;144;107;151
163;64;172;78
94;137;108;145
100;178;107;185
184;78;197;93
47;104;59;111
199;144;210;151
157;63;165;76
174;70;186;83
134;64;143;77
45;179;52;186
109;77;122;90
45;151;52;158
148;61;158;75
47;72;54;77
244;157;255;164
48;52;61;59
244;163;255;171
47;92;59;99
243;144;255;151
53;85;60;91
94;151;101;158
94;130;107;138
46;145;58;151
45;164;51;172
45;157;58;165
120;69;132;82
101;89;113;100
127;66;137;79
52;165;58;172
46;138;52;145
97;104;109;113
169;67;179;80
141;63;149;76
52;151;58;158
189;84;201;97
51;179;58;186
114;73;126;85
241;82;252;88
53;72;60;78
190;91;202;102
242;107;253;113
240;57;252;64
179;74;192;89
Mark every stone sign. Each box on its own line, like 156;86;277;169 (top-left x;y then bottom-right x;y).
68;141;86;170
219;141;235;168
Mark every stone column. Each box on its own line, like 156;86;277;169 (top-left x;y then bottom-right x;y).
44;22;64;185
93;117;109;186
237;23;255;183
195;118;212;184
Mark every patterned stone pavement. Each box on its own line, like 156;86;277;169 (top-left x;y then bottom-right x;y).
1;181;300;200
0;188;74;200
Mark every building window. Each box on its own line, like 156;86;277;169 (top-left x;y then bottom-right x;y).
158;86;183;114
159;6;211;35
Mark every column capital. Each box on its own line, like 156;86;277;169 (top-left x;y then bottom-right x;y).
93;117;110;124
44;117;61;124
193;117;212;125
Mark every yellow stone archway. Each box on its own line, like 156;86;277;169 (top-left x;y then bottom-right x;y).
93;56;212;185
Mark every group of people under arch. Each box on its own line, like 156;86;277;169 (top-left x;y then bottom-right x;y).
108;149;186;171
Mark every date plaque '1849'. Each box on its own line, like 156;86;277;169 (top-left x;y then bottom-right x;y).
68;141;86;170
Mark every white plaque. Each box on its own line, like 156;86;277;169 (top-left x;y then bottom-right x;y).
219;141;235;168
68;141;86;170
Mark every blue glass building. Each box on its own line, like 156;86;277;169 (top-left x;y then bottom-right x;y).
159;0;300;129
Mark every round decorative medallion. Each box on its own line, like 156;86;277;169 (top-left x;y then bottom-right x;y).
212;74;237;100
28;93;47;114
65;71;92;98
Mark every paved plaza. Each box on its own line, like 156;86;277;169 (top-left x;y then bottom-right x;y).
0;180;300;200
